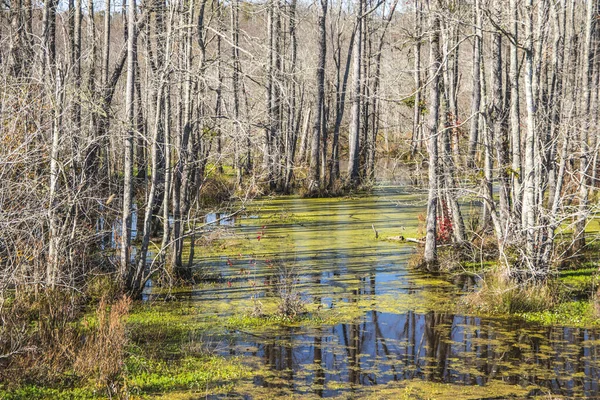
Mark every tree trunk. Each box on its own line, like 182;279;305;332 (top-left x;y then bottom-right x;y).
310;0;327;191
424;2;440;268
467;0;482;168
509;0;522;224
411;0;422;157
120;0;137;289
522;0;538;267
574;0;597;250
231;0;243;184
347;0;363;185
331;18;355;183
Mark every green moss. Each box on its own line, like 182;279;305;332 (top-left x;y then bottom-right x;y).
558;267;600;295
460;260;497;271
125;355;250;395
0;386;98;400
517;300;599;327
356;380;533;400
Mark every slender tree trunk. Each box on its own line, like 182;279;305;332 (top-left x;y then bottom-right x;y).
347;0;363;184
172;0;194;279
231;0;243;184
161;88;172;277
310;0;327;191
272;0;283;189
215;2;224;174
285;0;298;190
331;23;355;183
440;12;465;244
135;10;173;295
522;0;538;266
411;0;422;157
264;0;274;183
545;0;565;215
424;2;440;268
120;0;137;288
509;0;522;224
72;0;82;166
47;66;63;287
368;0;398;180
8;0;25;77
491;0;510;232
574;0;596;250
83;0;98;180
467;0;482;168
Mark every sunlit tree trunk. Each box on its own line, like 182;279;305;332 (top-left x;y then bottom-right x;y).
509;0;522;223
347;0;363;184
120;0;137;288
310;0;327;191
491;0;510;234
522;0;537;265
467;0;482;168
231;0;243;184
424;1;440;267
574;0;597;250
330;4;355;183
172;0;194;279
411;0;422;157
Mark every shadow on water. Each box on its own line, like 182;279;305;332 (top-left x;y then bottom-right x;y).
147;187;600;397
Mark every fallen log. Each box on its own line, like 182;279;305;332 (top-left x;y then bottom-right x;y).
387;235;425;244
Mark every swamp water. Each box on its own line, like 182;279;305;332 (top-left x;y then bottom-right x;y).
139;187;600;398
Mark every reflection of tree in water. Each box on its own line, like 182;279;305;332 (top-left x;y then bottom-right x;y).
424;311;453;382
237;267;600;397
313;329;324;397
242;308;600;398
313;272;324;397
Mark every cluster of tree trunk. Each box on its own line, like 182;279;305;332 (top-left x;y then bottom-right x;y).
0;0;399;297
1;0;600;297
421;0;600;280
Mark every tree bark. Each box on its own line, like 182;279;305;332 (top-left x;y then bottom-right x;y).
509;0;522;223
467;0;482;168
522;0;538;266
347;0;363;185
310;0;327;191
574;0;597;250
424;2;440;268
120;0;137;288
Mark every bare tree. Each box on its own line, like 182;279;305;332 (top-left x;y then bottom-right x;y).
347;0;363;184
310;0;328;191
423;0;440;268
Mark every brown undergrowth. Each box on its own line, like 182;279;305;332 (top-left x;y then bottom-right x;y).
0;290;130;397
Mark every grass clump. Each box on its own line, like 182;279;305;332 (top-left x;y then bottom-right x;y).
0;292;131;399
462;271;557;315
74;296;131;393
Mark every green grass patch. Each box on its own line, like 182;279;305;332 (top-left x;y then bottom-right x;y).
0;386;99;400
125;355;250;395
558;267;600;295
517;300;599;327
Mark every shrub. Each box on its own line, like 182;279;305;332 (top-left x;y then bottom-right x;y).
75;295;131;395
462;271;558;315
275;267;305;319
